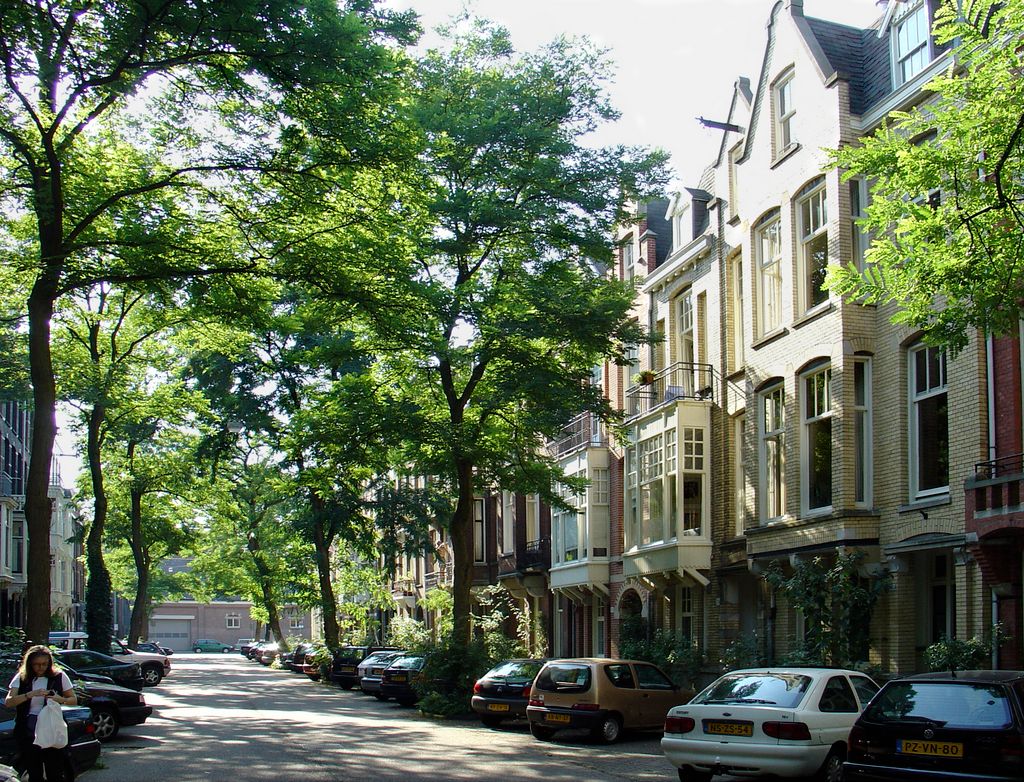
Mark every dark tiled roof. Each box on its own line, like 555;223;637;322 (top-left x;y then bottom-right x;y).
804;16;892;116
859;25;892;115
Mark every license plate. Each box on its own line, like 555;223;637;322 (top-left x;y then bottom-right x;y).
340;665;356;673
390;674;407;682
705;721;753;737
897;740;964;758
544;713;571;724
371;668;384;675
487;703;510;712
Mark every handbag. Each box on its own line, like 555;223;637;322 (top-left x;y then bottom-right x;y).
32;699;68;749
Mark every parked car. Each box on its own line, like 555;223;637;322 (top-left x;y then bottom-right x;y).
107;639;171;686
301;645;329;681
245;641;268;660
282;642;315;673
662;667;880;782
357;651;407;698
192;638;235;653
239;640;260;657
471;658;547;727
379;654;426;706
133;642;173;656
47;630;88;650
62;662;153;742
329;646;399;690
236;638;255;652
55;649;147;691
259;642;281;666
0;703;101;775
844;669;1024;782
527;658;693;744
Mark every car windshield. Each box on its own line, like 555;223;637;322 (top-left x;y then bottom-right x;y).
389;656;424;670
864;681;1013;729
535;663;592;693
695;673;812;708
486;661;542;680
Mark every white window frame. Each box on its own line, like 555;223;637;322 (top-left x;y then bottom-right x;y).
759;384;786;522
680;427;705;536
853;357;873;507
801;365;833;515
622;239;636;280
892;0;931;88
909;343;949;500
849;177;871;272
226;613;240;629
773;70;796;155
730;253;744;371
756;213;783;336
501;491;515;555
591;467;609;506
797;178;829;312
473;497;486;562
638;434;664;546
625;442;638;549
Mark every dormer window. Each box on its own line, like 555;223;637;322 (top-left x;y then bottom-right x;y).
772;69;796;156
892;0;931;86
622;240;636;280
673;203;689;251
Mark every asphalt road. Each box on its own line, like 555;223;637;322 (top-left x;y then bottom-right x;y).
85;653;682;782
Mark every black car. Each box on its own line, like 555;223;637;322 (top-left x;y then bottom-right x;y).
379;655;426;706
133;642;173;656
471;658;546;727
283;643;314;673
845;669;1024;782
357;651;407;698
55;650;146;691
62;662;153;741
330;646;399;690
0;703;101;776
239;640;260;657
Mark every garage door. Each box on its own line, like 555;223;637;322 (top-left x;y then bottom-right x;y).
148;618;192;651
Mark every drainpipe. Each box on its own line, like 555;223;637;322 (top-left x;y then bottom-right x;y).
987;334;996;462
766;586;776;664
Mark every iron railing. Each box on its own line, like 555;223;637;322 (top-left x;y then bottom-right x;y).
497;537;551;576
625;361;716;418
551;412;607;457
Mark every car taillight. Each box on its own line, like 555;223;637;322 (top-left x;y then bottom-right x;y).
762;721;812;740
664;716;695;734
84;723;95;735
999;732;1024;760
473;681;482;694
521;684;532;696
528;697;544;707
572;703;600;711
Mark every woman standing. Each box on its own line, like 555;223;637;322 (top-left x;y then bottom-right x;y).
5;645;77;781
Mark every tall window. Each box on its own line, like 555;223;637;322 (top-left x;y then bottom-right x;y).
638;434;664;545
678;586;694;643
797;178;829;311
12;520;23;574
473;498;486;562
593;599;606;656
501;492;514;554
928;552;955;643
681;427;704;535
849;178;870;272
802;366;833;513
734;414;746;536
625;444;638;548
678;290;695;393
730;253;744;371
760;385;786;521
756;212;783;335
525;494;540;543
773;71;795;154
553;475;583;563
728;143;742;220
909;343;948;499
853;358;873;506
591;468;609;506
893;0;931;87
622;240;636;280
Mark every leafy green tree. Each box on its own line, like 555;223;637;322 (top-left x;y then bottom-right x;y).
0;0;416;643
365;21;669;645
828;0;1024;351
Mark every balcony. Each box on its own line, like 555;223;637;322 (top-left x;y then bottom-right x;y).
498;537;551;577
966;453;1024;530
625;362;715;420
550;413;607;458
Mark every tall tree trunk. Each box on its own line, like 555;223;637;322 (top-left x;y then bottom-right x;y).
309;493;339;648
85;402;113;650
450;458;476;648
127;480;151;645
246;527;288;651
25;284;57;644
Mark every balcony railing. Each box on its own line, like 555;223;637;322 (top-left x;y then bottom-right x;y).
551;412;607;458
968;452;1024;518
497;537;551;576
625;362;716;419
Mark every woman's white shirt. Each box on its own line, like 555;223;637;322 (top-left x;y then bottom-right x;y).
7;672;73;715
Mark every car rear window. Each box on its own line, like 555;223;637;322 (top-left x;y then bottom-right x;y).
487;661;542;680
695;673;812;708
389;656;424;670
864;681;1013;729
535;663;592;694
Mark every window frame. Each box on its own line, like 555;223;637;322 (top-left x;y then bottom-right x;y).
796;178;829;313
622;239;636;281
773;70;796;156
853;357;873;507
801;364;833;515
756;211;783;336
759;384;786;523
891;0;932;88
908;342;949;500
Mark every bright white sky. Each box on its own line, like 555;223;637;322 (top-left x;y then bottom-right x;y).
393;0;882;187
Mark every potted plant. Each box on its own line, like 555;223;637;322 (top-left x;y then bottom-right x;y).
632;369;656;385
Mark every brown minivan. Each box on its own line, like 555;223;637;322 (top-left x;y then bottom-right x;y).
526;658;693;743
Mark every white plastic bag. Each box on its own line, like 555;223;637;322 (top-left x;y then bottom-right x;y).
33;698;68;749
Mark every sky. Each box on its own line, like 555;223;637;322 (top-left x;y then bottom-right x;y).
391;0;884;187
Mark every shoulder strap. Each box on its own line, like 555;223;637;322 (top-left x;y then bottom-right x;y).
17;676;31;695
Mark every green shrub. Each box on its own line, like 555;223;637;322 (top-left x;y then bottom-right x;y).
924;625;1005;672
415;637;493;716
618;616;704;689
720;633;766;671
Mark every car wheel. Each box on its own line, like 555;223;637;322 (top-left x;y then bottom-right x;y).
142;666;163;686
677;768;713;782
193;647;202;653
340;682;354;691
480;715;504;728
819;748;845;782
92;706;120;741
221;647;230;653
591;714;622;744
397;697;417;707
372;692;387;701
529;722;556;741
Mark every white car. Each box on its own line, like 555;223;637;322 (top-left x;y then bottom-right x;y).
662;667;879;782
108;639;172;686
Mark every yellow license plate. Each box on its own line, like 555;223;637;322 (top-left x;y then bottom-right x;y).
487;703;510;712
371;668;384;674
898;740;963;758
545;713;571;724
705;721;753;737
390;674;407;682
